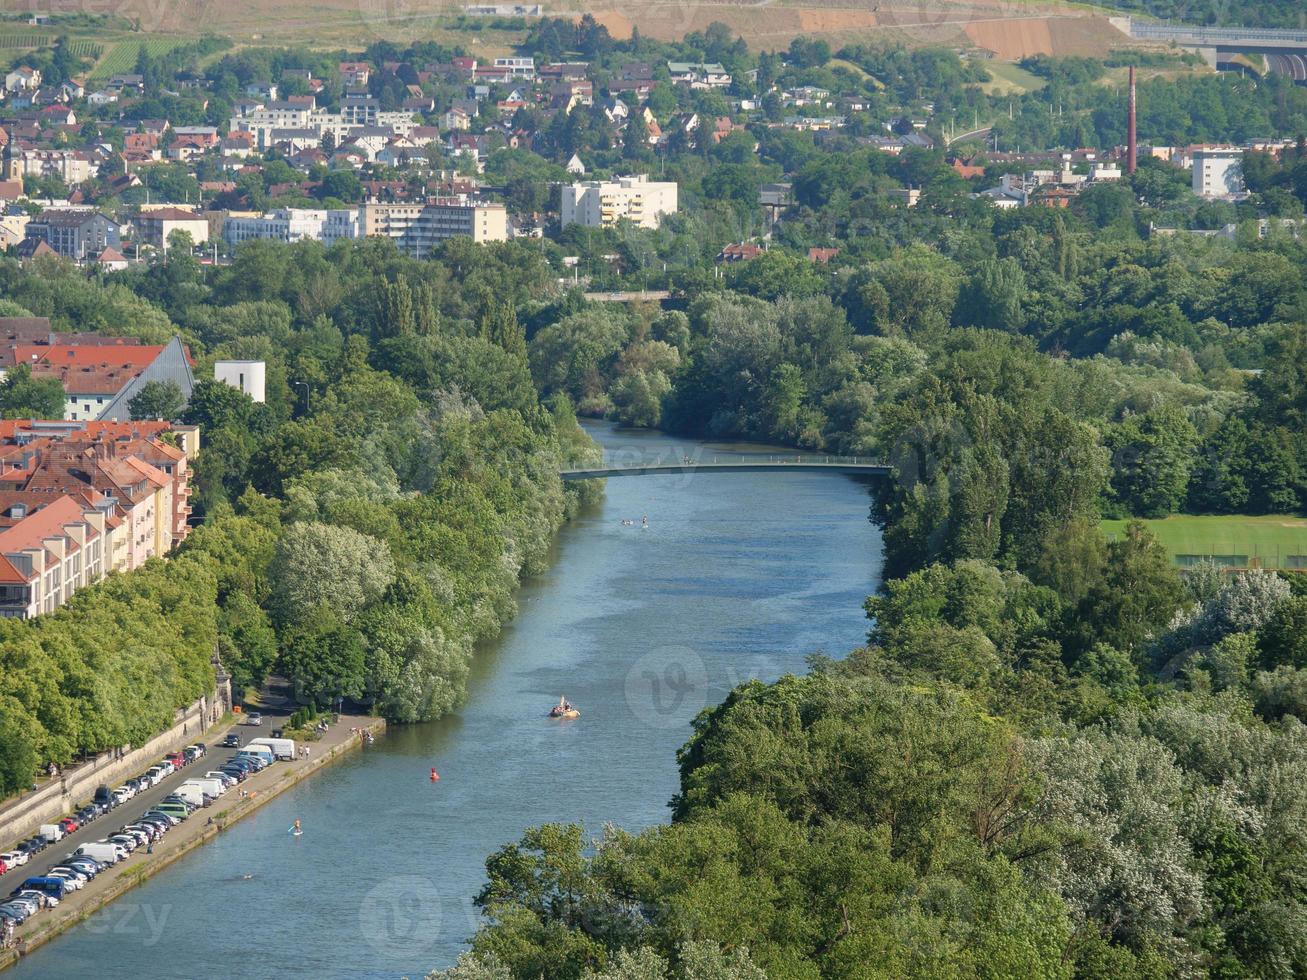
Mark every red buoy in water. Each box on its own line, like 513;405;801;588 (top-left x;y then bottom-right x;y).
430;768;440;782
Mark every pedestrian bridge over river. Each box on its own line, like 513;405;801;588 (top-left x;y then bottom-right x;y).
560;456;892;480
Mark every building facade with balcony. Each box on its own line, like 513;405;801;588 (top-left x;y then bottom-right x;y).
560;175;678;230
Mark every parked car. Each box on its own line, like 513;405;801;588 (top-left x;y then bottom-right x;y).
45;870;85;890
0;903;30;925
0;851;28;870
0;859;7;877
116;828;149;847
14;889;57;909
166;752;186;769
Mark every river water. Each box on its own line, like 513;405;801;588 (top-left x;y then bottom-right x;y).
14;424;882;978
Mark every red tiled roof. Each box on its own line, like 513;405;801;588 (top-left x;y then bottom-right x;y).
0;493;97;560
18;343;176;395
0;552;35;584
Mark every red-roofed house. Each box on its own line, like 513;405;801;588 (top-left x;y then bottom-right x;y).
0;493;106;618
16;336;195;421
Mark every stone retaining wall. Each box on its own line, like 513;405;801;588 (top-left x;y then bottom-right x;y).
0;686;228;845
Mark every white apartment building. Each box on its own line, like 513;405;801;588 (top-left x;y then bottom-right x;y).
361;199;508;256
494;57;535;79
1193;147;1244;198
224;208;361;245
231;103;415;150
560;175;678;230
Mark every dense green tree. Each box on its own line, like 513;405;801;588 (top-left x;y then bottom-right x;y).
0;363;65;419
128;379;187;421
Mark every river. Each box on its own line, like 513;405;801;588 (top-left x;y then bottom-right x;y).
13;424;882;978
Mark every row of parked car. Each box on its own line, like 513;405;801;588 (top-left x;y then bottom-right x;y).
1;735;296;931
0;743;212;882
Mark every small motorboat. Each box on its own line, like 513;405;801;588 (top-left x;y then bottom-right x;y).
549;696;580;720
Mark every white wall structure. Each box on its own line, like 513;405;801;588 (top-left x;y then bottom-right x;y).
214;360;266;403
1193;147;1244;198
561;175;678;230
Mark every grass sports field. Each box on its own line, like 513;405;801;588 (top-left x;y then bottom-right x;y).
1101;515;1307;570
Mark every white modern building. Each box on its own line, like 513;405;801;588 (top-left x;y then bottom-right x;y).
1192;147;1244;198
493;57;535;79
223;208;361;245
214;360;266;403
361;199;508;256
560;175;678;230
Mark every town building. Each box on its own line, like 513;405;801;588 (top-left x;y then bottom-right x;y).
560;175;678;230
0;493;106;618
0;418;197;614
25;209;118;259
223;208;361;245
134;206;211;248
360;199;508;254
1192;147;1244;198
13;336;195;422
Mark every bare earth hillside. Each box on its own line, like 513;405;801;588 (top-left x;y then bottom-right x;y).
11;0;1131;55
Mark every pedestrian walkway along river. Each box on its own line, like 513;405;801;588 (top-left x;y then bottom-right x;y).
9;424;884;978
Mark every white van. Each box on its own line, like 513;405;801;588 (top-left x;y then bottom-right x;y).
172;784;208;808
74;842;125;865
246;737;296;761
183;777;226;798
39;824;65;842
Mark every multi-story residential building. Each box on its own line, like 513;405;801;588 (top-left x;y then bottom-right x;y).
1193;147;1244;198
231;102;416;150
0;494;105;618
361;198;508;255
0;429;186;570
11;149;95;185
134;206;211;248
493;56;535;79
25;209;118;259
561;175;678;229
6;336;195;422
0;418;195;529
224;208;361;245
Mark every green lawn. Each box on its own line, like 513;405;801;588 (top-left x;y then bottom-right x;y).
979;62;1046;96
1101;515;1307;570
92;37;192;79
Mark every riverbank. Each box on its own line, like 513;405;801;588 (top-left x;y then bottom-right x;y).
0;713;385;973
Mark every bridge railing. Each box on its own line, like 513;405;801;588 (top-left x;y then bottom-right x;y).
562;454;886;471
1131;23;1307;43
